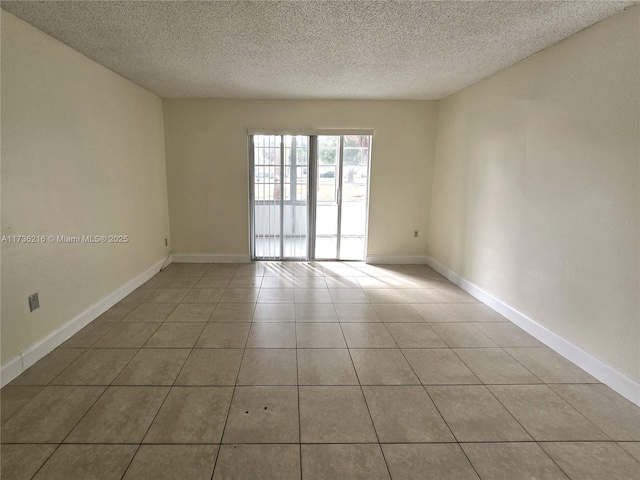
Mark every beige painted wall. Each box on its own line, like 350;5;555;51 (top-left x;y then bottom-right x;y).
163;99;436;257
1;11;170;364
428;6;639;381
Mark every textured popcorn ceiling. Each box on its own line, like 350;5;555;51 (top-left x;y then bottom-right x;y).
1;1;635;99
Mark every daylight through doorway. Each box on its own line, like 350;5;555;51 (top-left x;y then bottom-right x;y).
250;134;370;261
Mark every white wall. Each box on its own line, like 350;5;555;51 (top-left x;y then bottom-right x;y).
428;5;639;382
163;99;437;259
1;11;170;365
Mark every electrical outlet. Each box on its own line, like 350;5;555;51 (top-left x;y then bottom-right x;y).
413;230;419;238
29;293;39;312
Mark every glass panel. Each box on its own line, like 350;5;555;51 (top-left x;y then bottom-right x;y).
296;166;307;202
317;166;336;202
253;135;281;259
340;135;370;261
318;136;339;165
315;136;340;259
250;135;309;260
282;135;308;259
297;144;308;164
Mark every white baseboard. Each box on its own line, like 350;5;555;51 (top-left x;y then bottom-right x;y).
0;256;171;388
366;254;429;265
172;253;424;265
1;356;24;388
425;255;640;406
171;253;251;264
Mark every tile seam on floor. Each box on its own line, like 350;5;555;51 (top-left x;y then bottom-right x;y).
392;334;460;445
341;319;402;480
382;317;487;480
209;294;256;479
28;343;142;479
485;382;610;445
295;317;303;480
121;270;230;480
493;383;613;442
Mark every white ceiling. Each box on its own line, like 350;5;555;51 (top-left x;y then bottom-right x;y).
2;1;635;100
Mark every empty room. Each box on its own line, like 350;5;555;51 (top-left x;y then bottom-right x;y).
1;1;639;479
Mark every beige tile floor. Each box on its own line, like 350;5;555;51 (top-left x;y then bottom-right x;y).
2;261;639;480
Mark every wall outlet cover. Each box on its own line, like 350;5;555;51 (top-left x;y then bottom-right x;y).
29;293;39;312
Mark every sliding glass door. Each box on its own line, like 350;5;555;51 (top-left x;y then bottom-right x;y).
314;136;340;259
314;135;370;261
339;135;370;260
250;133;370;261
250;135;309;260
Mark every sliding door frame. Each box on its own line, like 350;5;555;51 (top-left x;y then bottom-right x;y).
249;134;310;261
335;136;345;260
248;135;255;258
249;131;372;261
307;137;318;259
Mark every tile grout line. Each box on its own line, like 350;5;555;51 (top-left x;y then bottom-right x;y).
294;303;303;480
4;438;630;446
119;266;212;479
485;377;612;444
533;440;573;480
379;313;494;480
336;318;395;480
209;272;258;480
357;261;432;479
28;299;162;479
501;347;553;384
115;264;223;477
174;261;239;480
24;443;59;480
184;266;241;480
391;337;486;479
